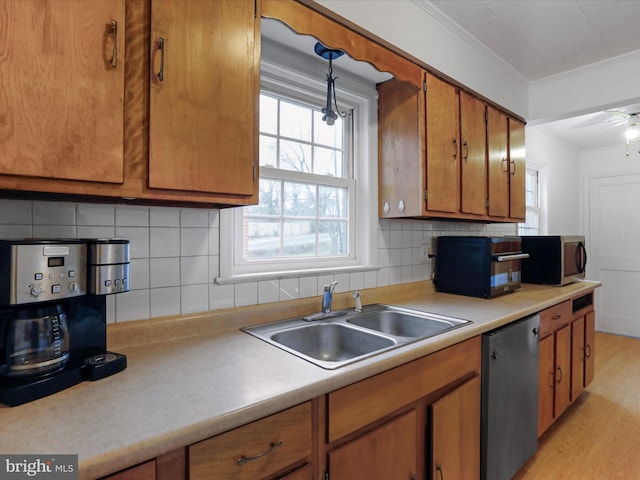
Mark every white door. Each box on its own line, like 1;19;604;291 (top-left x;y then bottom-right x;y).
588;174;640;336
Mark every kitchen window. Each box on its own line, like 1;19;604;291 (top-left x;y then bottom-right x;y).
518;168;540;236
218;55;378;282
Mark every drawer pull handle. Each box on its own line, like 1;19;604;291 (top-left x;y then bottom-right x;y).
552;314;562;320
585;344;592;359
110;20;118;68
556;366;563;384
236;441;283;465
436;463;444;480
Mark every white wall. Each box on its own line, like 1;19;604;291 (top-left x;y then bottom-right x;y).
525;126;582;235
316;0;530;117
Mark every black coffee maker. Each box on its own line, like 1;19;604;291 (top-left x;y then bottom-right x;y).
0;239;129;406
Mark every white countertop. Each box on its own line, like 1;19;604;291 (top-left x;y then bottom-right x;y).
0;280;600;479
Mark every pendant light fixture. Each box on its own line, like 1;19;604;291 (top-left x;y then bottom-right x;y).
314;42;346;126
625;113;640;157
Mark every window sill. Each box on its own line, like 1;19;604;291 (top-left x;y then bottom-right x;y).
215;264;380;285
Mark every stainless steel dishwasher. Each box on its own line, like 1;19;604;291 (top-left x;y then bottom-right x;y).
481;314;540;480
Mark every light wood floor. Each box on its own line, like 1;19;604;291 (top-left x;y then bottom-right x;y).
513;332;640;479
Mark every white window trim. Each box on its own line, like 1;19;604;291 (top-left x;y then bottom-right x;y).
218;58;379;284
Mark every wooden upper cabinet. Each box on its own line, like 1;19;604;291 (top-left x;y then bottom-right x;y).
487;106;509;218
0;0;125;184
377;78;424;218
509;118;526;220
425;74;460;214
460;91;487;216
149;0;258;195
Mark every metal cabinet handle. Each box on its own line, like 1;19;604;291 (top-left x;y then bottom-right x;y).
552;314;562;320
585;344;592;359
452;138;458;159
510;159;516;175
236;441;283;465
501;157;508;173
110;20;118;68
463;140;469;161
156;37;166;81
436;463;444;480
556;366;563;384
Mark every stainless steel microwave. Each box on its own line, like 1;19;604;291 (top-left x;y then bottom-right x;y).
521;235;587;286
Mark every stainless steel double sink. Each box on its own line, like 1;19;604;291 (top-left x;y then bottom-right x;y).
242;304;471;369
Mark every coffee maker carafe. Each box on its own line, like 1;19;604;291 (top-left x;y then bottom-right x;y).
0;239;129;406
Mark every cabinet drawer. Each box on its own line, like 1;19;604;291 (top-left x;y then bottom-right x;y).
189;402;312;480
539;300;572;338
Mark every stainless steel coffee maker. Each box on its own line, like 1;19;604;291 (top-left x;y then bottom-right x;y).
0;239;130;406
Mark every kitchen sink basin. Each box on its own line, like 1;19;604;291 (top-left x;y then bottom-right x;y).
347;306;468;338
271;323;395;363
242;304;471;369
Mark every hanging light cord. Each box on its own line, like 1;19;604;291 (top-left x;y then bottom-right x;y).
322;56;347;125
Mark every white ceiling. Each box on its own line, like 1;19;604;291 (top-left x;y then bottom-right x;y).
428;0;640;150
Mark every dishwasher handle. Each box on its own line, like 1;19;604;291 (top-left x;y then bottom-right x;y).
495;253;530;262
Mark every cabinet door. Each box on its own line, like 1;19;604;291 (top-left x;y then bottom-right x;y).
538;334;555;437
149;0;257;196
460;91;487;216
431;376;480;480
554;325;572;418
571;317;586;401
0;0;125;184
377;77;425;217
328;410;417;480
584;310;596;387
426;74;460;214
487;106;509;218
509;118;526;219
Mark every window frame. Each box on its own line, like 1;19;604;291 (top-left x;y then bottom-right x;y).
518;167;540;236
218;56;379;283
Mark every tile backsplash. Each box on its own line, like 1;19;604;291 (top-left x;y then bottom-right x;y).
0;199;516;323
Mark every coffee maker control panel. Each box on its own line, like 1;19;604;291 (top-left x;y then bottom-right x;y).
0;241;87;305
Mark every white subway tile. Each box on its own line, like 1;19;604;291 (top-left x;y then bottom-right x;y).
349;271;364;291
77;226;116;238
33;201;75;225
279;278;299;301
181;228;208;256
77;204;115;226
115;206;149;227
33;225;76;237
150;287;181;318
116;227;149;259
181;208;209;227
208;227;220;256
0;200;32;224
258;280;280;304
299;276;318;298
129;258;150;290
210;283;235;310
149;227;180;257
181;284;209;314
181;256;208;285
149;257;180;288
235;282;258;307
150;207;180;227
0;225;32;238
115;290;150;322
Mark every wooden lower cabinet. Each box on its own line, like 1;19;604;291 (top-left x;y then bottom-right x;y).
538;294;597;437
325;336;481;480
189;402;312;480
328;410;417;480
430;375;481;480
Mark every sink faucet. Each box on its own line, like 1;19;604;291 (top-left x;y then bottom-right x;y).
322;281;339;314
303;281;347;321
